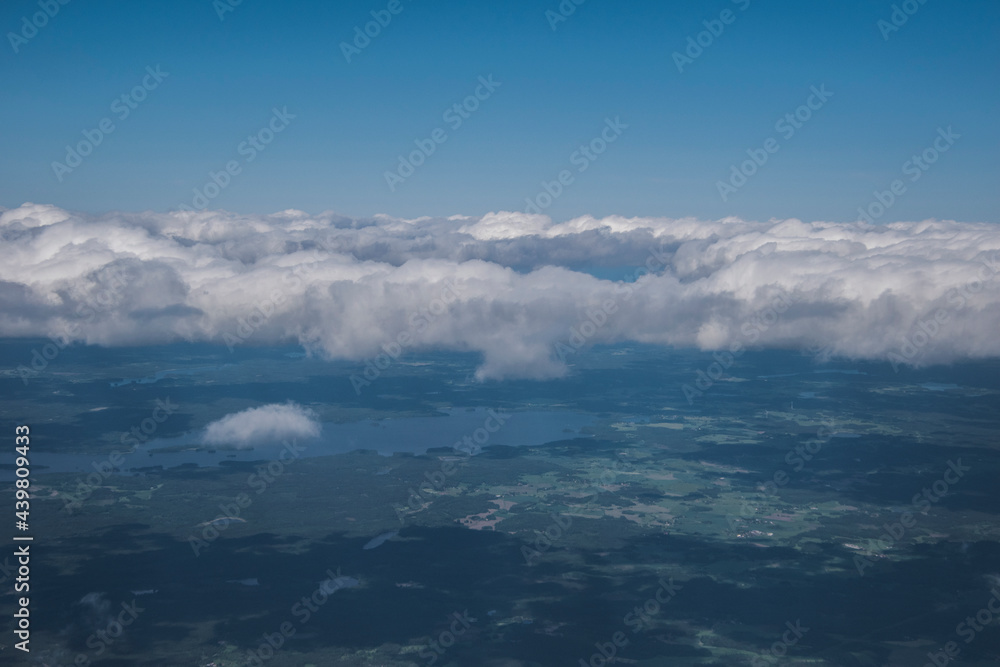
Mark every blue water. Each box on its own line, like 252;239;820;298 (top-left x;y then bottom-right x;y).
920;382;960;391
29;408;596;475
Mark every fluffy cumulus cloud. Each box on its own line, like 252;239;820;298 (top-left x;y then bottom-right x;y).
201;403;321;447
1;203;999;379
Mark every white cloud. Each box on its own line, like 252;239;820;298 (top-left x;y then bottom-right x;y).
1;203;999;379
202;403;320;448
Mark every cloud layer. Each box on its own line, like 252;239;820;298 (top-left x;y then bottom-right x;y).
202;403;320;447
2;203;998;379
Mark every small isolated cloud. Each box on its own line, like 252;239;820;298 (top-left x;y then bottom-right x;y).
202;403;320;448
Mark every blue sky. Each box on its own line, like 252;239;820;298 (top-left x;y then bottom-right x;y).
1;0;997;222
